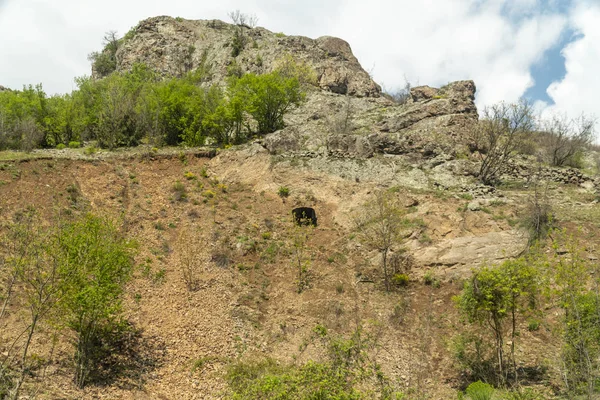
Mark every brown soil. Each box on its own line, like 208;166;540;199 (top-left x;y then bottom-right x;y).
0;151;597;399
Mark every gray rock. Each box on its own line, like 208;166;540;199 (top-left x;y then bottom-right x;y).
413;231;525;268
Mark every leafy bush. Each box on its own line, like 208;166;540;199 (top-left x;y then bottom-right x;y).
277;186;290;198
455;258;538;386
56;143;66;150
84;146;98;155
227;359;361;399
392;273;410;287
465;381;495;400
68;141;80;148
229;71;304;134
57;214;136;388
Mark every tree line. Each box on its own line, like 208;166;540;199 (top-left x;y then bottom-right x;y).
0;58;306;151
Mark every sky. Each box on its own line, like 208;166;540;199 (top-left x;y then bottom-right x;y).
0;0;598;122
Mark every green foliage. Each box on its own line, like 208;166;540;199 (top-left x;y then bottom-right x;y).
229;71;304;134
465;381;495;400
56;143;66;150
456;257;538;386
548;233;600;396
88;31;120;77
392;273;409;287
56;214;136;387
172;181;187;201
227;359;361;399
227;325;402;399
68;141;80;148
1;56;306;151
0;365;13;398
0;83;79;150
277;186;290;198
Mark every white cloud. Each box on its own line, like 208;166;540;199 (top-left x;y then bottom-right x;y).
330;0;567;108
543;1;600;128
0;0;572;115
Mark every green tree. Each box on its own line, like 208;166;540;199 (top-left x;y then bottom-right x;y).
88;30;120;77
456;258;538;386
56;214;136;388
229;71;304;135
0;209;62;400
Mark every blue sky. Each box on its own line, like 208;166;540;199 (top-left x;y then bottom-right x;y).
0;0;598;122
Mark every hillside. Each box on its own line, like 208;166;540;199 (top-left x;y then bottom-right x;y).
1;15;600;400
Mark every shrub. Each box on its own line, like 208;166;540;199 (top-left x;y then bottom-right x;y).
354;191;409;291
229;71;304;135
277;186;290;198
527;318;540;332
520;181;553;247
392;273;409;287
84;146;98;155
540;113;595;167
57;214;136;388
472;100;535;185
385;78;412;105
172;181;187;201
68;141;80;148
465;381;495;400
56;143;66;150
202;189;216;199
184;171;196;180
423;272;440;287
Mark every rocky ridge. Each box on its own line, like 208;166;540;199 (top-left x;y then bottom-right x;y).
115;16;380;97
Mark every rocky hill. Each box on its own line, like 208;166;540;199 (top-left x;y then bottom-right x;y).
114;16;380;97
1;14;600;400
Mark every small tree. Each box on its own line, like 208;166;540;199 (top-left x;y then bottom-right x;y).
541;113;596;167
291;225;312;293
227;11;257;58
178;226;202;291
57;214;135;388
354;191;407;292
456;258;538;386
474;101;535;185
227;10;258;28
549;233;600;397
0;209;62;400
228;71;304;135
521;178;553;248
88;30;120;77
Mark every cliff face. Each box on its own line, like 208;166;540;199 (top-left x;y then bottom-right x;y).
114;16;381;97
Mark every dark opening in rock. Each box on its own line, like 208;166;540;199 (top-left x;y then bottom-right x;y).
292;207;317;227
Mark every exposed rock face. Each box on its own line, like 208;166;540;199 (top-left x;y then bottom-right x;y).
413;231;526;268
261;79;479;162
114;16;380;97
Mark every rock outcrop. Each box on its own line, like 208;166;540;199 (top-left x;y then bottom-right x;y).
261;80;479;161
114;16;380;97
413;231;526;268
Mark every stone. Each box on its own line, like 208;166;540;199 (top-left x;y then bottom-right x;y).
413;231;526;268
